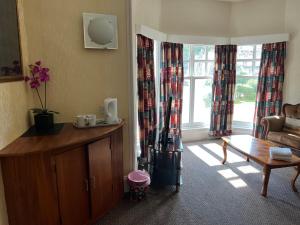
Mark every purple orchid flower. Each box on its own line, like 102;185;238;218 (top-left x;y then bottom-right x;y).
25;60;52;111
33;66;40;75
39;68;50;82
29;78;40;88
40;73;50;82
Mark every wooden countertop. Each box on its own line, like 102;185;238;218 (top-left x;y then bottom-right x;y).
0;122;124;157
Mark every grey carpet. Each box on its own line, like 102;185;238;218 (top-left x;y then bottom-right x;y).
97;140;300;225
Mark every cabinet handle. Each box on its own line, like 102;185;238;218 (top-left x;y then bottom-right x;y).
84;179;89;192
90;176;96;189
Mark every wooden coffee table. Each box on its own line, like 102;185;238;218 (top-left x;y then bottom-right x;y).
222;135;300;197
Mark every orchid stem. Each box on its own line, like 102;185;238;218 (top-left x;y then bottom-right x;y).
45;83;47;110
35;88;44;110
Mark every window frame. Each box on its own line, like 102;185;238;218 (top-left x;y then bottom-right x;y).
182;44;214;129
236;44;261;77
233;44;262;129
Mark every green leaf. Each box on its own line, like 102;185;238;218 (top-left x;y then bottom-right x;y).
30;108;43;114
30;108;59;114
48;110;59;114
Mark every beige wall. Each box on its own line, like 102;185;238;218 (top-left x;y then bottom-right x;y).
132;0;162;30
0;83;30;150
161;0;231;36
230;0;286;36
284;0;300;104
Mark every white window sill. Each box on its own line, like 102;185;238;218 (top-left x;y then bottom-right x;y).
232;121;253;130
182;125;252;142
182;126;209;131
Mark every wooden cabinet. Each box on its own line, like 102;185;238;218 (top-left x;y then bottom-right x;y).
0;123;124;225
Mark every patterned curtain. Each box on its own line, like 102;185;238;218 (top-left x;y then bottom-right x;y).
160;42;184;139
137;34;157;158
210;45;237;137
253;42;286;138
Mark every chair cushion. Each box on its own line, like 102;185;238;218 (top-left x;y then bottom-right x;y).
283;126;300;136
267;131;300;150
284;117;300;135
284;104;300;118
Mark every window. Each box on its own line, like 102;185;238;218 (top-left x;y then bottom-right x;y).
233;45;262;128
182;45;214;128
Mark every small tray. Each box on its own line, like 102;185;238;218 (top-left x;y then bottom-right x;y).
73;119;122;129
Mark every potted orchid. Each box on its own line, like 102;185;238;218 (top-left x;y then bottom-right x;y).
25;61;58;131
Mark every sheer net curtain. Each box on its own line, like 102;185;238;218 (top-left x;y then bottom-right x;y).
253;42;286;138
210;45;237;137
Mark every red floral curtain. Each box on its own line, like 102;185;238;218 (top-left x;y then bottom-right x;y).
160;42;184;139
253;42;286;138
210;45;237;137
137;34;157;158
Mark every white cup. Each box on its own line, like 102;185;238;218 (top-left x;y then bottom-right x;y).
76;115;88;127
86;114;96;126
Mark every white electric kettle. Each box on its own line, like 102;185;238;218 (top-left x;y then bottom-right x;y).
104;98;119;124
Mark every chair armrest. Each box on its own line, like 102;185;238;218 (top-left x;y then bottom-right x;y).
261;116;285;138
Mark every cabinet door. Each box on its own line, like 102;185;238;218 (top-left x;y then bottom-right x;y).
88;138;113;219
55;148;90;225
111;128;124;204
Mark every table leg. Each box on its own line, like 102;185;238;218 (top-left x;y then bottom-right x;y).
291;165;300;192
246;157;250;162
222;141;227;164
261;166;271;197
176;151;182;193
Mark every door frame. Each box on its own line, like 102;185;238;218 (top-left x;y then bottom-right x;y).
128;0;138;171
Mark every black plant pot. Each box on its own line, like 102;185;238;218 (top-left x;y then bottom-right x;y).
34;112;54;131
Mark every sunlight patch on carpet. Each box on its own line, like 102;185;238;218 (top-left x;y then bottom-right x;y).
187;145;222;166
237;165;260;174
229;178;248;188
218;169;239;179
203;143;245;163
